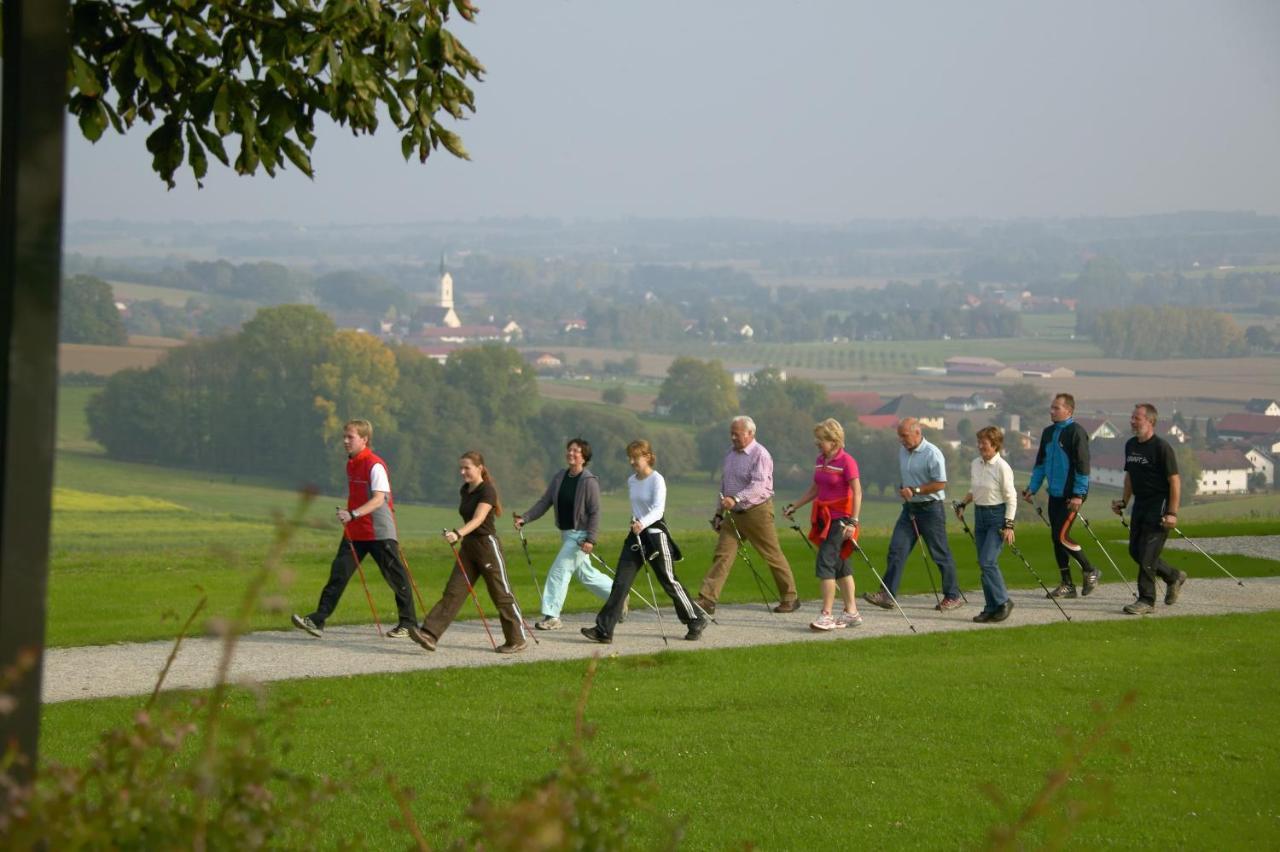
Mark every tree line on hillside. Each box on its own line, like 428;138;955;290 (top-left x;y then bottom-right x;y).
1076;305;1248;359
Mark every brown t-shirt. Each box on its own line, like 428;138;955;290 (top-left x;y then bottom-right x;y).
459;480;499;537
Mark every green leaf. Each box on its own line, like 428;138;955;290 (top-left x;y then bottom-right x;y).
185;125;209;182
400;133;415;161
197;126;231;166
434;126;469;160
280;137;315;178
77;101;108;142
70;52;102;97
213;81;231;135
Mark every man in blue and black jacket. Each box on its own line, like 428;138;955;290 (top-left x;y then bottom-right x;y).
1022;393;1098;598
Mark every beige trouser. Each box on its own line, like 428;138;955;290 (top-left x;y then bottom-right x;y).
699;499;798;604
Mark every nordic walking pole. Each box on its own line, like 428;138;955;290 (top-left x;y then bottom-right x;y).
1120;518;1244;586
906;509;943;606
643;565;670;648
442;531;498;650
515;525;545;601
782;506;817;553
1032;501;1052;528
850;540;917;633
955;502;1070;622
721;510;780;617
1076;512;1138;599
339;515;384;637
590;550;660;614
394;543;429;617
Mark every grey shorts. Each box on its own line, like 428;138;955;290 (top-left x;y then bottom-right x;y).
815;519;853;580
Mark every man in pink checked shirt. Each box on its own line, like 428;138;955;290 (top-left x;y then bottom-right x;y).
696;415;801;614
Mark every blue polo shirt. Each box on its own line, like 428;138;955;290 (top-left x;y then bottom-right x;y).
899;437;946;503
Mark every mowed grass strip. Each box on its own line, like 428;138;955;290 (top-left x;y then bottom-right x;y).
39;613;1280;849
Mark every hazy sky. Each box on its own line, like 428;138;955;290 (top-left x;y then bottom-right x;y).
65;0;1280;224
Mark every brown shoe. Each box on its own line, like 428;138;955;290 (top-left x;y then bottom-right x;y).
695;596;717;615
496;640;527;654
773;599;801;613
408;625;436;652
1164;571;1188;605
862;591;894;610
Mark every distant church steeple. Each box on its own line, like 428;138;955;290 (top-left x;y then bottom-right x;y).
430;253;460;327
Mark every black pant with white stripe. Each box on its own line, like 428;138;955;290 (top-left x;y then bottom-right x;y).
421;534;527;646
595;528;698;638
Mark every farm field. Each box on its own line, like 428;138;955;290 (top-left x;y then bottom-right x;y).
108;278;201;307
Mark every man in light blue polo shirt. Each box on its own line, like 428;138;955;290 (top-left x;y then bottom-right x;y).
863;418;964;611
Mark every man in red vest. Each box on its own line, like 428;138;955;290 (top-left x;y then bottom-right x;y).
292;419;418;638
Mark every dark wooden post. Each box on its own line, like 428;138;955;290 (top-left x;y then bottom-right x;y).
0;0;71;784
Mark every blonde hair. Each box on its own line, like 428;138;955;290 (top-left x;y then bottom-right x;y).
344;419;373;441
975;425;1004;452
813;418;845;449
626;439;656;466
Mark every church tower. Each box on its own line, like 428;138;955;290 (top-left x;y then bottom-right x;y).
438;254;454;311
431;254;461;327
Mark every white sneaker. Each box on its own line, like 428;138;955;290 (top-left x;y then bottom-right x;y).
386;626;409;639
535;616;562;631
838;611;863;628
810;612;838;631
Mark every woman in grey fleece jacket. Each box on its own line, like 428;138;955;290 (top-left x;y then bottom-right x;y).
513;437;614;629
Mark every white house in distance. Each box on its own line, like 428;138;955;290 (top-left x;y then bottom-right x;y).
1244;398;1280;417
1195;448;1253;495
1245;447;1274;487
1072;417;1120;442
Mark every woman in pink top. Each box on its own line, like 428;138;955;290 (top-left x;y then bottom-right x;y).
784;418;863;631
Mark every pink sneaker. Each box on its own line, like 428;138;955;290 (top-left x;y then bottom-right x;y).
810;612;838;631
837;611;863;628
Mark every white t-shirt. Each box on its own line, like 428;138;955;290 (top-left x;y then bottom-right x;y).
628;470;666;529
369;463;390;495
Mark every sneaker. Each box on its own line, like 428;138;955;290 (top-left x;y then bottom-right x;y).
1082;572;1099;597
837;611;863;628
408;625;436;651
386;625;409;639
685;617;709;641
810;612;838;631
773;599;801;613
291;614;323;637
862;592;894;610
936;597;964;612
1046;582;1077;599
989;600;1014;623
1164;571;1188;605
496;640;528;654
580;626;612;644
695;596;717;615
973;611;994;623
1123;600;1155;615
535;616;562;631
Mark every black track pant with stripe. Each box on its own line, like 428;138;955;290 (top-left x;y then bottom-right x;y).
312;538;416;628
421;535;527;646
595;528;698;639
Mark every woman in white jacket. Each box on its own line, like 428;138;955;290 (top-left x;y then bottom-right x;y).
955;426;1017;623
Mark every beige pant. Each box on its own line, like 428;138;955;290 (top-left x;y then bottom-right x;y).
699;499;798;604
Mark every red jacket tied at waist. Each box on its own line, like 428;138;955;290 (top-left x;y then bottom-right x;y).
809;494;858;559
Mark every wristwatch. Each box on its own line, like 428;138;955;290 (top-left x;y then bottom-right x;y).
911;486;921;496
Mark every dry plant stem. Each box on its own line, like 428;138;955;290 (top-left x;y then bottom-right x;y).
146;595;208;710
386;772;432;852
193;494;313;852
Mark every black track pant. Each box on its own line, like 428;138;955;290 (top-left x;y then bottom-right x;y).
595;529;698;638
1048;495;1096;583
311;538;417;628
1129;513;1180;606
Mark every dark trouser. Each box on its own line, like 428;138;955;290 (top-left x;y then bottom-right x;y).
421;534;527;646
973;504;1011;612
596;529;698;638
1129;512;1180;606
1048;495;1095;583
311;538;417;628
881;501;961;599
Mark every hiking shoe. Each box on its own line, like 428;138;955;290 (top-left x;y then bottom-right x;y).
1123;600;1155;615
535;616;562;631
496;640;528;654
773;599;801;613
291;614;323;637
695;596;717;615
1082;572;1099;597
386;625;409;639
1165;571;1188;605
580;626;612;644
685;617;709;640
408;625;436;651
936;597;964;612
973;610;994;623
990;600;1014;623
810;612;838;631
1046;582;1077;599
837;611;864;628
863;591;894;610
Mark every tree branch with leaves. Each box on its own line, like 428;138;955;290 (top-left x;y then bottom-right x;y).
49;0;484;186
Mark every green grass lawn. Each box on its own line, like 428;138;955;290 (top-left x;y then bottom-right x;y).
39;613;1280;849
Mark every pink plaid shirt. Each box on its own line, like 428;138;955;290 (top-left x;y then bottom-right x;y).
719;439;775;512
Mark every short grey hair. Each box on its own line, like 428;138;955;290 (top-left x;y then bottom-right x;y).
731;415;756;434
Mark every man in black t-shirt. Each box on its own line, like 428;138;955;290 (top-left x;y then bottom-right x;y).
1112;403;1187;614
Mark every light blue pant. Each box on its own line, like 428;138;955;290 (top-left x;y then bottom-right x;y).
540;529;614;618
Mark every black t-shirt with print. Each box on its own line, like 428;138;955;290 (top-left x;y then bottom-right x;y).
459;480;499;537
1124;435;1178;519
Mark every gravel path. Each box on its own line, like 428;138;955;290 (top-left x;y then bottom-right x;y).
42;573;1280;704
